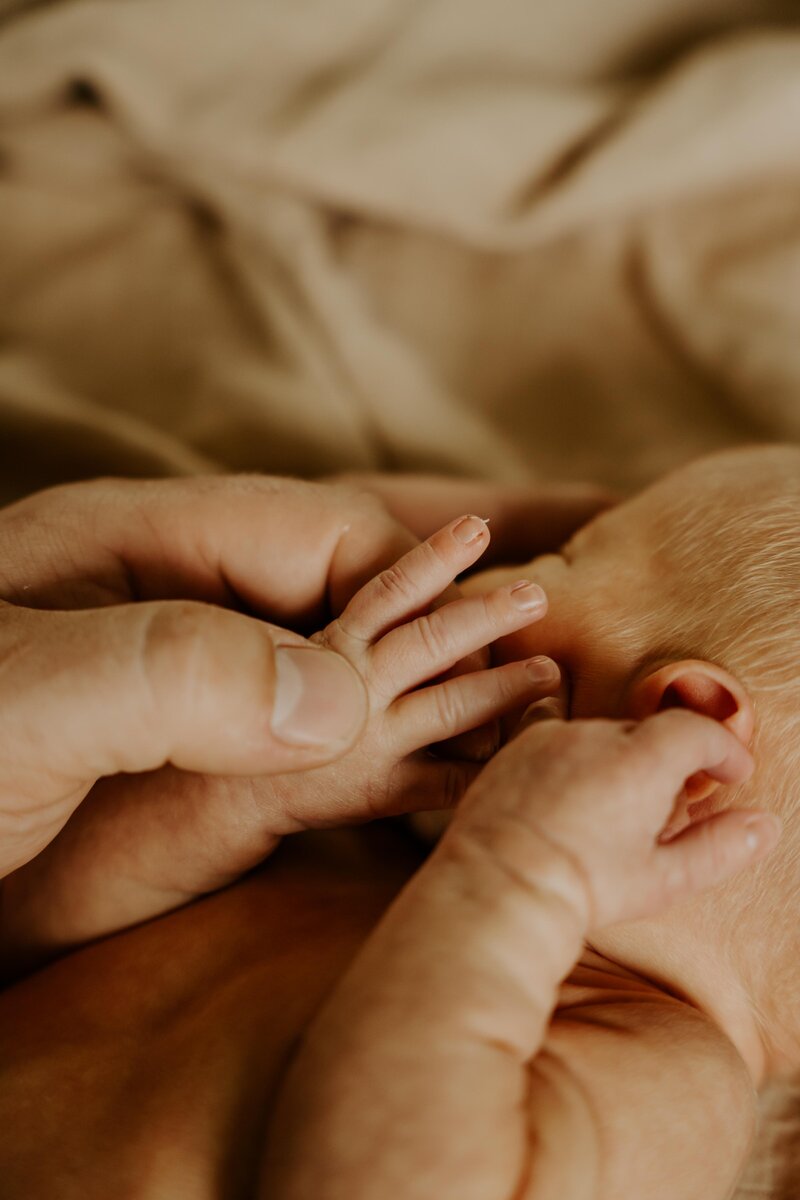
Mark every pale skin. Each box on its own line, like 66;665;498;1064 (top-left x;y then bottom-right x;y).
0;714;771;1200
264;452;800;1200
274;448;800;1200
465;447;800;1083
262;711;771;1200
0;473;602;974
0;454;789;1200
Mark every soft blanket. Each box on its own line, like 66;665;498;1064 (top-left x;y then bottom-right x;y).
1;0;799;506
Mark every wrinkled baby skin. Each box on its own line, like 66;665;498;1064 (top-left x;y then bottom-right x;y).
470;465;709;724
467;444;800;1084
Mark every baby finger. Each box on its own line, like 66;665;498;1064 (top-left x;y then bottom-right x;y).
373;580;547;697
336;516;490;644
632;710;754;801
641;810;782;923
390;657;560;755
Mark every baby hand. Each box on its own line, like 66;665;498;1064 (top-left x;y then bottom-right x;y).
1;515;558;973
261;710;777;1200
268;514;560;830
449;708;779;930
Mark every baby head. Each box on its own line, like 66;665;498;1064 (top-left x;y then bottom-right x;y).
469;444;800;1079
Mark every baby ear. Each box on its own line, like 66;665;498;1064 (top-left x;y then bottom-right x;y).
628;660;754;805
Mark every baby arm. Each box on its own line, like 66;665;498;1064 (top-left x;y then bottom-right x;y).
261;713;778;1200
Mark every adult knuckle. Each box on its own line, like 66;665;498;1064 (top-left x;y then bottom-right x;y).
633;712;695;772
324;471;361;491
606;720;648;764
8;485;62;527
190;473;285;502
0;481;89;552
332;483;391;528
30;478;107;513
326;475;370;502
352;489;389;521
140;600;216;700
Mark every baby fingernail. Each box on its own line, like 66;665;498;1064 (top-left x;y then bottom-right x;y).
452;515;488;545
272;646;367;747
525;656;560;685
509;580;547;612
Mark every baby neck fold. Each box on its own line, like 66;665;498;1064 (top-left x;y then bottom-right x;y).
589;919;770;1087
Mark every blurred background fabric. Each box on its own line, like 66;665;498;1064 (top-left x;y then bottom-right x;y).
0;0;799;506
0;1;799;1193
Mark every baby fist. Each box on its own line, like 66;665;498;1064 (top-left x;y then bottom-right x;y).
445;709;780;931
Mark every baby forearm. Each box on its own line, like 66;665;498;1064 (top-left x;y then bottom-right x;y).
363;825;588;1055
263;711;766;1199
261;826;587;1200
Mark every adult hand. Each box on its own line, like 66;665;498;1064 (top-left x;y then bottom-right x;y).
0;475;419;968
328;471;616;566
0;474;560;977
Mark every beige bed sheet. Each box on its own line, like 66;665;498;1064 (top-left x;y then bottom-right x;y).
0;0;799;1192
1;0;800;504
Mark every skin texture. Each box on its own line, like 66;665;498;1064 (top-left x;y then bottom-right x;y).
465;446;800;1082
0;453;788;1199
0;481;564;975
0;470;604;1197
0;828;425;1200
261;710;770;1200
0;473;426;875
0;723;768;1200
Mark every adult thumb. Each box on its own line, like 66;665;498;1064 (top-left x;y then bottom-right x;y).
0;599;368;873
